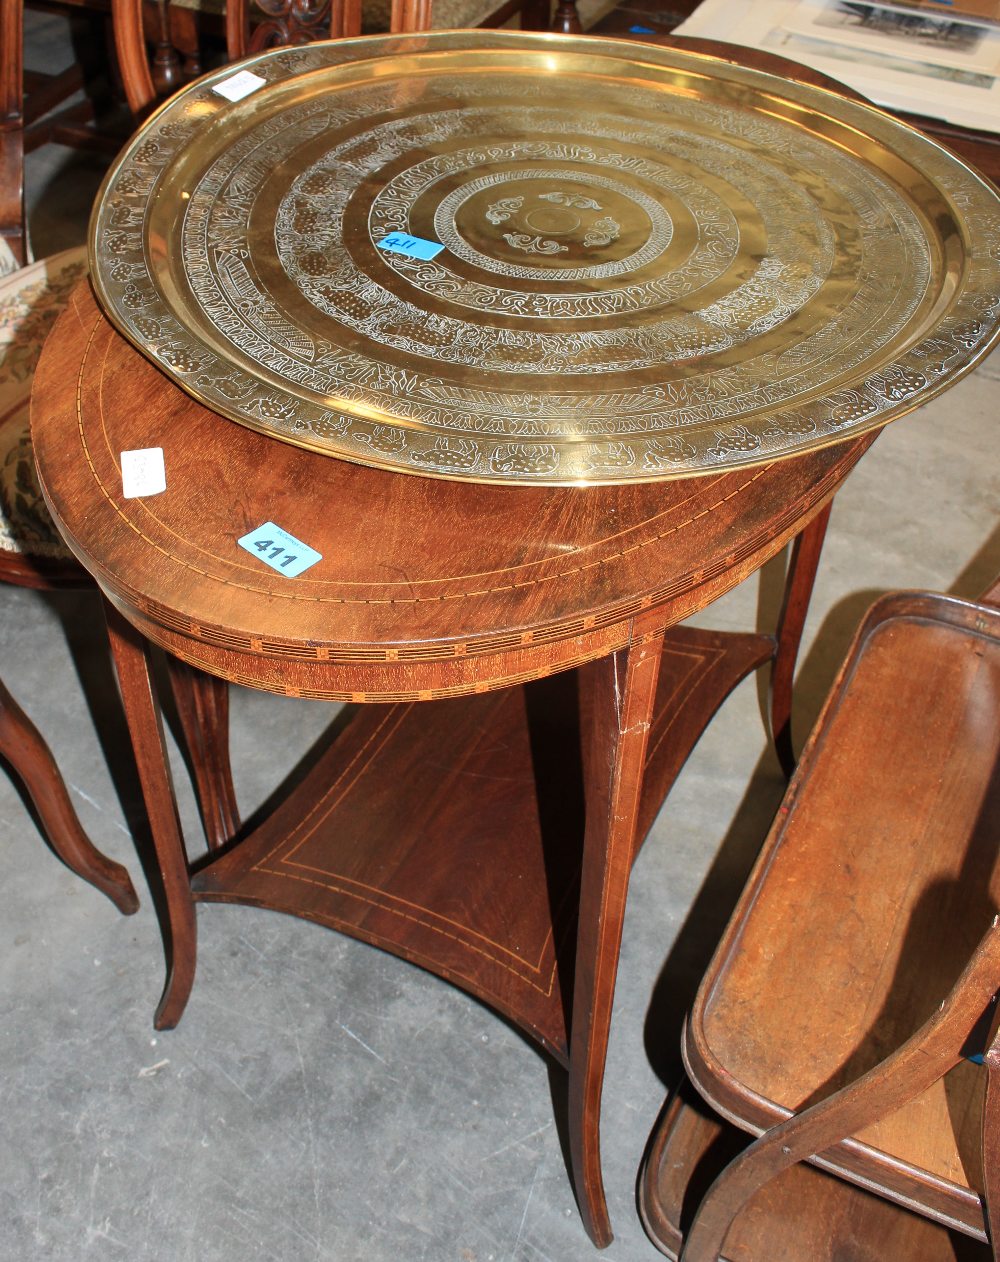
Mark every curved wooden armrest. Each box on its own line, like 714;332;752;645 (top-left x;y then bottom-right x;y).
681;917;1000;1262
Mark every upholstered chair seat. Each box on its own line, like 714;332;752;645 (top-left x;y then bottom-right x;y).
0;247;89;582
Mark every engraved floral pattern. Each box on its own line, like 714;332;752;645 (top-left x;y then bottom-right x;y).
485;197;523;224
539;192;600;210
502;233;568;256
583;217;620;248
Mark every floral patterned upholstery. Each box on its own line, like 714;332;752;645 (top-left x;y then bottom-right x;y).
0;247;88;560
0;239;19;280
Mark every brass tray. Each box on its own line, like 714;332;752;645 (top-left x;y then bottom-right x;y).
90;32;1000;485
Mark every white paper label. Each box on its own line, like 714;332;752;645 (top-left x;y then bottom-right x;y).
212;70;267;102
121;448;166;499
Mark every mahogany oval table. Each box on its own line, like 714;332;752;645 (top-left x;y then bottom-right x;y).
31;275;876;1246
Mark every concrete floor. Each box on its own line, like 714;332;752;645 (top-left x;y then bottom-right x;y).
3;12;999;1261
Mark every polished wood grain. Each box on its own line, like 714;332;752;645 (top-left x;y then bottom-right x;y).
36;31;877;1242
552;0;582;34
642;591;1000;1258
767;500;831;778
164;655;239;850
31;274;873;1245
34;285;872;702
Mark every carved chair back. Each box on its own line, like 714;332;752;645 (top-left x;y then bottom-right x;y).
113;0;545;118
2;0;122;267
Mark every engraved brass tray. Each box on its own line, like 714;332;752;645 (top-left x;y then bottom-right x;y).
90;32;1000;485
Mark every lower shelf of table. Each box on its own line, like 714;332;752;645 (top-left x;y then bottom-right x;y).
191;624;774;1063
639;1084;991;1261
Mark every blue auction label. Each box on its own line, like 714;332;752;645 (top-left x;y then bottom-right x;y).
377;232;445;261
238;522;322;578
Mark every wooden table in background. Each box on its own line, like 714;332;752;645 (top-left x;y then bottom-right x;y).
31;278;874;1246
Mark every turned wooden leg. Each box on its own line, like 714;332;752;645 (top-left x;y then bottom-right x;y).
103;598;196;1029
326;0;364;40
165;656;239;850
0;676;139;913
767;501;833;778
552;0;582;33
390;0;433;30
0;0;28;271
569;632;664;1247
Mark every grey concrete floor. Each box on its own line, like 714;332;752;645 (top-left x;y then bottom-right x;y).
4;13;999;1261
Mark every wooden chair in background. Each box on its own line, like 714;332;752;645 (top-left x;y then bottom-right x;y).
0;669;139;913
640;582;1000;1260
0;252;240;910
1;0;131;272
0;189;130;909
112;0;553;118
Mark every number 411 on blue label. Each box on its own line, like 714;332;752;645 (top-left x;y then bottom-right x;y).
377;232;444;261
238;522;322;578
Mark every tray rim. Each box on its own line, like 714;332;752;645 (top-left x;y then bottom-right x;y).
88;30;1000;487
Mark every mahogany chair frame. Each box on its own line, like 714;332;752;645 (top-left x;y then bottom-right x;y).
111;0;551;118
1;0;131;267
0;669;138;912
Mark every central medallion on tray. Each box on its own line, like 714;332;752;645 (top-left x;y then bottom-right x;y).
439;170;665;277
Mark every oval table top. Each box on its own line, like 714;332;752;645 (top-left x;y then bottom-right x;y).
31;281;873;700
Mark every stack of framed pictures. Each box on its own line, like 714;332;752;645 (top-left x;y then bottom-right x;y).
675;0;1000;131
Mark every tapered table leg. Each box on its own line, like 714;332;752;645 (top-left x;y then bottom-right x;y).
165;656;240;850
0;676;138;913
104;598;196;1029
569;631;664;1245
768;502;833;777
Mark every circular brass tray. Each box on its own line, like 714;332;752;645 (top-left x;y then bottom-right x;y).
90;32;1000;485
